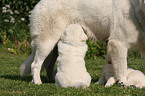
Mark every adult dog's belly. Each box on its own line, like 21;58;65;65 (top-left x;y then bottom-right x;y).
64;0;112;41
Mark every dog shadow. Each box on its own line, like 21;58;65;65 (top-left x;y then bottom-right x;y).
0;75;54;83
0;74;99;84
91;78;99;83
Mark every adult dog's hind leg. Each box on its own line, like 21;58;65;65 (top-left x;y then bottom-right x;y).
107;40;128;84
31;19;68;84
31;38;59;84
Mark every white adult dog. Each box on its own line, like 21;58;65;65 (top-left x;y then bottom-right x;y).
96;63;145;88
20;0;145;85
55;24;91;89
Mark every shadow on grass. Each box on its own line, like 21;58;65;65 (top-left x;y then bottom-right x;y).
0;75;54;83
91;77;99;83
0;74;99;84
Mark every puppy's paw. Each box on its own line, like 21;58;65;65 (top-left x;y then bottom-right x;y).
95;81;100;84
95;80;105;85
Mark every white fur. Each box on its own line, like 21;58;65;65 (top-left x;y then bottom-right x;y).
20;0;145;85
55;24;91;89
96;63;145;88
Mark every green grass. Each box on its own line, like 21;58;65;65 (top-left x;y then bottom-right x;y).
0;48;145;96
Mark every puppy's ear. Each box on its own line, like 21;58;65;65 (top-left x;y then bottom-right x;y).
60;27;70;40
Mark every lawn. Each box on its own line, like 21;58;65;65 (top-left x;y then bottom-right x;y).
0;48;145;96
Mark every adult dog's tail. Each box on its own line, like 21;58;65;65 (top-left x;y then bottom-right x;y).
20;47;35;77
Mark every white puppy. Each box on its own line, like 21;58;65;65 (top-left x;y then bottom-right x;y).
96;63;145;88
55;24;91;89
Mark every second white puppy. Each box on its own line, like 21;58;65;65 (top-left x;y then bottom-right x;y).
55;24;91;89
96;62;145;88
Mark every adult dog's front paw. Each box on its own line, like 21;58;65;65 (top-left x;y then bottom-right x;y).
105;77;116;87
105;82;114;87
118;80;127;87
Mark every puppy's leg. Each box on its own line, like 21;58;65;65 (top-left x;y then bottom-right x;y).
44;45;58;82
105;77;116;87
107;40;128;84
95;74;106;85
124;69;145;88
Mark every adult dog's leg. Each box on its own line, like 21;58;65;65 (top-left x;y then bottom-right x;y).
20;43;58;83
107;40;128;84
31;38;59;84
44;45;58;82
111;0;128;84
31;22;68;84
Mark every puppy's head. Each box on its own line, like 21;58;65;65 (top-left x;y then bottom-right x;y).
61;24;88;43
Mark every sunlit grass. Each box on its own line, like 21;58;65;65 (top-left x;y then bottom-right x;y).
0;48;145;95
